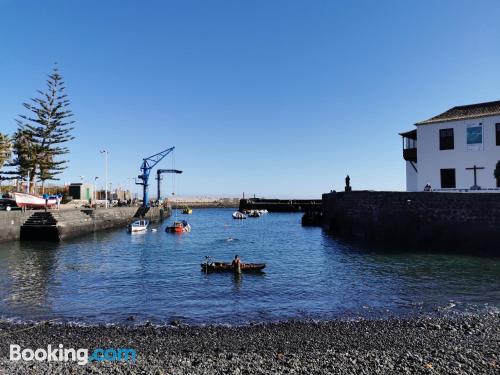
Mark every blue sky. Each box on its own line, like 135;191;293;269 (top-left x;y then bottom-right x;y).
1;0;500;197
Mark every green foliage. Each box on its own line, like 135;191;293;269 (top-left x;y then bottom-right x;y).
0;132;11;170
14;65;75;184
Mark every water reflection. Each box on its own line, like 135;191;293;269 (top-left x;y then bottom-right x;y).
0;241;59;319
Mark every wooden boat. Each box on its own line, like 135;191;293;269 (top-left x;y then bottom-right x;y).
127;219;149;232
12;192;57;209
201;261;266;273
182;207;193;214
166;220;191;233
232;211;246;219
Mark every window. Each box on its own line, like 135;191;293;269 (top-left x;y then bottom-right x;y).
466;123;483;151
496;123;500;146
439;128;454;150
440;169;456;188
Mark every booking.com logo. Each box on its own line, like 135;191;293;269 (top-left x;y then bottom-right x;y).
10;344;136;365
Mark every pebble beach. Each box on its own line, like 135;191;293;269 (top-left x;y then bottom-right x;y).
0;312;498;374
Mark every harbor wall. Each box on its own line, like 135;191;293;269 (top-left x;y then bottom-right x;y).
2;206;170;242
240;198;322;212
0;211;34;242
322;191;500;254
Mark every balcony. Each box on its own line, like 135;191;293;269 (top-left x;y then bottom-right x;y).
399;129;417;163
403;147;417;162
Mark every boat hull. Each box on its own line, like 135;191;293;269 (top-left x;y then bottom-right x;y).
12;192;57;208
201;262;266;273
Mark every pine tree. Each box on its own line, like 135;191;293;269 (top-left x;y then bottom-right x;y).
0;132;11;171
16;65;75;192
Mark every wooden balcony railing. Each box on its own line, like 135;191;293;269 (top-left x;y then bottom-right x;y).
403;148;417;162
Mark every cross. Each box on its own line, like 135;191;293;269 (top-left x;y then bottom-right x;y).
466;165;484;190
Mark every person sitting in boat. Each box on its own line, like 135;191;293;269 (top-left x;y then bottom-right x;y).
231;255;242;273
232;255;241;267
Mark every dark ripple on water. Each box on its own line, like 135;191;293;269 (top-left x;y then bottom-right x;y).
0;208;498;325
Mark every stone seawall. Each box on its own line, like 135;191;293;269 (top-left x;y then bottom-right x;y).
2;206;170;242
322;191;500;255
0;211;34;242
240;198;322;212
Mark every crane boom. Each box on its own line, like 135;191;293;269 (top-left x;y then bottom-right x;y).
156;169;183;201
136;147;175;207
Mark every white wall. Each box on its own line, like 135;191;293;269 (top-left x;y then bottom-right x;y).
405;161;418;191
417;114;500;190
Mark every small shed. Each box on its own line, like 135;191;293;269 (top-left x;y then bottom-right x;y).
68;183;94;201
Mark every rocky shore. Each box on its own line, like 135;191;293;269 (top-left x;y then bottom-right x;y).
0;313;498;374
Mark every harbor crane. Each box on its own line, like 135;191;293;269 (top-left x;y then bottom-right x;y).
156;169;182;201
136;147;175;207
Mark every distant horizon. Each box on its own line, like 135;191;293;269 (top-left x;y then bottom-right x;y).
1;0;500;196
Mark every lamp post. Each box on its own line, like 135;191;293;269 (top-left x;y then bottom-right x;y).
93;177;99;209
100;150;109;208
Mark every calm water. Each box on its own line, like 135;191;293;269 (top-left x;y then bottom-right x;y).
0;208;498;325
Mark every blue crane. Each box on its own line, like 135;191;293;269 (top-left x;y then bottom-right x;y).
136;147;175;207
156;169;183;201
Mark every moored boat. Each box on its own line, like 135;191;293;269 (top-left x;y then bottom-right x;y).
232;211;247;219
166;220;191;233
248;210;261;217
127;219;149;232
12;192;57;209
182;207;193;214
201;261;266;273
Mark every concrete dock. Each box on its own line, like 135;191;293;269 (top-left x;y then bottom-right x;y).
0;206;170;242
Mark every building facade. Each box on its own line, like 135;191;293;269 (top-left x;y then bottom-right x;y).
401;100;500;191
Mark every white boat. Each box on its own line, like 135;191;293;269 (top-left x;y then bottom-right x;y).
12;192;57;209
232;211;247;219
249;210;261;217
127;219;149;232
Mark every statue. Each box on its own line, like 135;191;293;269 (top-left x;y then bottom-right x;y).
345;175;352;192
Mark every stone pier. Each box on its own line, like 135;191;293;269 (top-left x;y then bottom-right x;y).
322;191;500;255
0;206;170;242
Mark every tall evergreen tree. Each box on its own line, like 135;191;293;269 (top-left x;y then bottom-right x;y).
0;132;11;171
15;65;75;192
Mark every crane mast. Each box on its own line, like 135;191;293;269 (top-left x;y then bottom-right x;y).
156;169;183;201
136;147;175;207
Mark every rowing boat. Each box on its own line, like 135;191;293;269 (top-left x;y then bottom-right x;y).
200;262;266;273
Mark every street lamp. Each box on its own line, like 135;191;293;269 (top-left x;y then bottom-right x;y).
93;177;99;208
100;150;109;208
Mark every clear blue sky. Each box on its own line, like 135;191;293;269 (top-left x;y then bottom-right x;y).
1;0;500;198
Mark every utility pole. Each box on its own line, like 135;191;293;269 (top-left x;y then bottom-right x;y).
94;176;99;209
100;150;109;208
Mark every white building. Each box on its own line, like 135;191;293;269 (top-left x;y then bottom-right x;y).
400;100;500;191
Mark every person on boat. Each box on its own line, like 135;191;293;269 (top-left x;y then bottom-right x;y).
232;255;242;274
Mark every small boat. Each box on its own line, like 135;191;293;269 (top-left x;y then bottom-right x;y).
182;207;193;214
232;211;247;219
201;261;266;273
166;220;191;233
127;219;149;232
249;210;261;218
12;192;57;209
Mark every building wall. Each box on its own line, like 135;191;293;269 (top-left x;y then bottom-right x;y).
417;115;500;190
405;161;418;191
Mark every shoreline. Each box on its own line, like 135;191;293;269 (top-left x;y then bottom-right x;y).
1;313;498;374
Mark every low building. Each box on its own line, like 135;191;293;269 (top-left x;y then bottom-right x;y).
400;100;500;191
68;183;94;201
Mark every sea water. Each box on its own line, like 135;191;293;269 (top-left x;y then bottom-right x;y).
0;208;498;325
